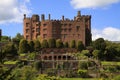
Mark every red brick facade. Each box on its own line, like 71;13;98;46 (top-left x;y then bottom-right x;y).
23;11;91;46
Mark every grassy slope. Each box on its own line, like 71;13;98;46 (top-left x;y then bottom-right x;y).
62;78;99;80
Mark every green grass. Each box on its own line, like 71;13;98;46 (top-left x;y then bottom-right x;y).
62;78;100;80
4;61;18;65
102;61;120;66
19;53;26;56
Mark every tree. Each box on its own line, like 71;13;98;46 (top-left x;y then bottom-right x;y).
19;39;29;53
35;61;42;71
64;42;69;48
3;43;17;56
1;36;11;41
28;41;34;52
34;40;41;52
81;50;90;57
12;66;37;80
41;39;48;48
56;39;63;48
77;41;85;51
104;45;117;61
12;33;24;50
48;38;56;48
70;40;76;48
93;38;106;51
92;50;100;59
2;43;17;60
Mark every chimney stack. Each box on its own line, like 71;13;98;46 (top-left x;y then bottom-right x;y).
77;11;81;17
62;15;64;21
41;14;45;21
24;14;26;19
48;14;51;20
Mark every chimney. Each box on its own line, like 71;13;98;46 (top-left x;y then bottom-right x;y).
77;11;81;17
24;14;26;19
41;14;45;21
62;15;64;21
48;14;51;20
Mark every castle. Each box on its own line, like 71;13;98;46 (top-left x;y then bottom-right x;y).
23;11;91;46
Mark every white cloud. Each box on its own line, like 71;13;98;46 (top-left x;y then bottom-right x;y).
92;27;120;41
0;0;31;24
70;0;120;9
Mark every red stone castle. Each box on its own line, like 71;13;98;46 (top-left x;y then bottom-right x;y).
23;11;91;46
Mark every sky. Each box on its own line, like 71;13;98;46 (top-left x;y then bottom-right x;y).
0;0;120;41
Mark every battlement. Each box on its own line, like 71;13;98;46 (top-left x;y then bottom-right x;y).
24;11;91;22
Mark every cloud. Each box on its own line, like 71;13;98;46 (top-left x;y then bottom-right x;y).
92;27;120;41
70;0;120;9
0;0;31;24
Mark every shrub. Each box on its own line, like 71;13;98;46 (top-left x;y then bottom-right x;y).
77;41;85;51
70;40;76;48
34;61;42;71
64;42;69;48
48;38;56;48
28;41;34;52
77;69;88;78
56;39;63;48
114;75;120;80
34;40;41;51
19;39;29;53
41;39;48;48
78;61;88;69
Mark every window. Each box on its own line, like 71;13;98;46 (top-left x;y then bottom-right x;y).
26;35;29;39
43;23;47;27
36;34;40;38
33;20;36;23
69;28;71;32
63;34;67;39
26;23;29;27
36;28;40;32
76;26;80;31
69;24;72;27
43;28;47;31
78;34;80;38
43;34;47;38
26;29;29;33
64;28;67;32
64;23;67;26
36;23;39;26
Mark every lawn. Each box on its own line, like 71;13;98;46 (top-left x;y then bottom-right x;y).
19;53;26;56
62;78;100;80
101;61;120;66
4;61;18;65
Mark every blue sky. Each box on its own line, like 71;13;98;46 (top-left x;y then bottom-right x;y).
0;0;120;41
